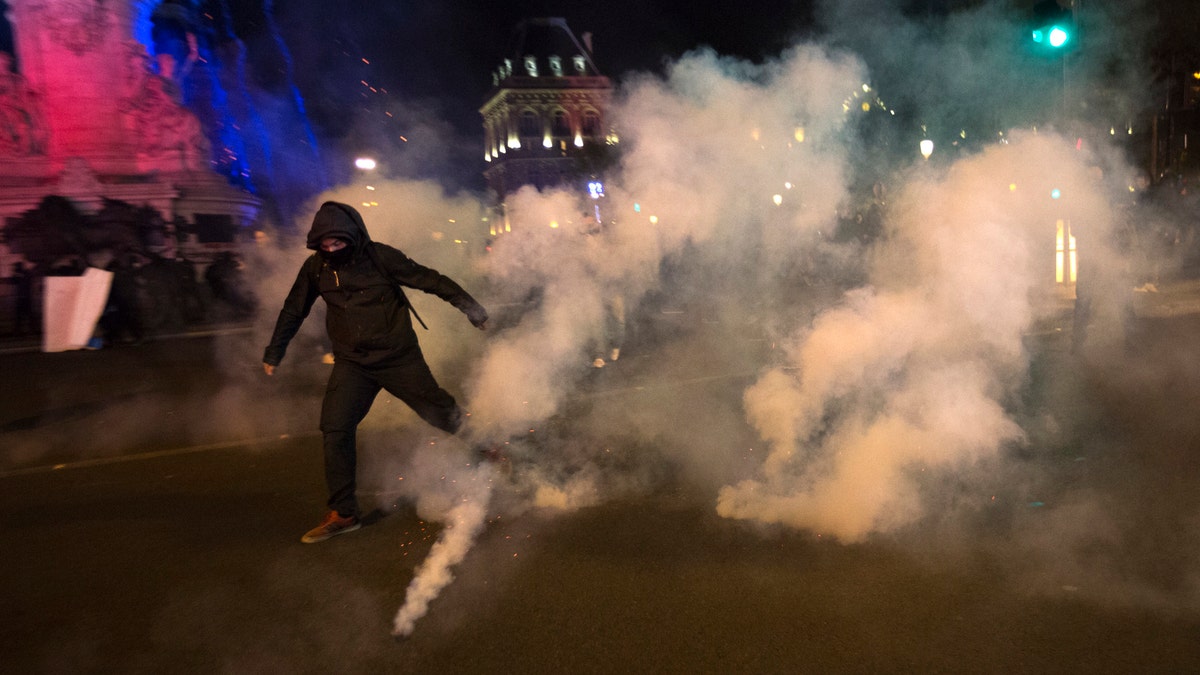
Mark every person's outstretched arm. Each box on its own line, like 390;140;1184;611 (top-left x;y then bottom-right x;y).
262;256;321;372
375;244;488;329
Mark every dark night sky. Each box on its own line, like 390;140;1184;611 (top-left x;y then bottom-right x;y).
260;1;1193;164
258;0;817;189
271;1;815;131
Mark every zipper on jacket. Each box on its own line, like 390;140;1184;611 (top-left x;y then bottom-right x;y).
331;268;340;287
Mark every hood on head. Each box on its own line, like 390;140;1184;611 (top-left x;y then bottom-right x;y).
306;201;371;253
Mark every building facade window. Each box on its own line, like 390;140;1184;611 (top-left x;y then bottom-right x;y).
549;56;563;76
573;56;586;74
552;110;571;137
524;56;537;77
582;111;601;137
519;110;541;138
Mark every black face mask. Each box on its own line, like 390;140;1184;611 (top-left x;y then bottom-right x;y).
319;246;353;266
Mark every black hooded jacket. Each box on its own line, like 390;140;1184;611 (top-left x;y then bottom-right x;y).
263;201;487;367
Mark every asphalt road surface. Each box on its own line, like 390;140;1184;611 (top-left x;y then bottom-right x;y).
3;315;1200;673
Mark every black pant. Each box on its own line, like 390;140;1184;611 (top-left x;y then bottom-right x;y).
319;349;462;517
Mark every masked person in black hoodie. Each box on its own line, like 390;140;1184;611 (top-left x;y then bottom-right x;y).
263;201;489;543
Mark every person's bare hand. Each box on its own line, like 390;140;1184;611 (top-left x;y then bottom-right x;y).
263;363;275;376
467;305;489;330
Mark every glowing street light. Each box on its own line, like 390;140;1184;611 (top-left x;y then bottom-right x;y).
354;157;377;171
919;139;934;159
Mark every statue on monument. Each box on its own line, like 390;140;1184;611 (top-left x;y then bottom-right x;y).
31;0;109;56
0;52;49;157
149;0;200;93
119;41;210;171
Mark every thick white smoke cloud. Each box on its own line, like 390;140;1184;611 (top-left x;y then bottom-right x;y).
718;131;1123;541
465;44;865;441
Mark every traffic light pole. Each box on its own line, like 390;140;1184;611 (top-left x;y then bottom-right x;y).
1062;52;1068;119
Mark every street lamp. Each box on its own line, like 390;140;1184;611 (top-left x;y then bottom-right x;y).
354;157;379;208
920;139;934;159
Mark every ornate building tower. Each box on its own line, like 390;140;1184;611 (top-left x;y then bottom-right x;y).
480;18;612;220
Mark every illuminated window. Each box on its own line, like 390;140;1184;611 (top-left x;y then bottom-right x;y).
549;56;563;76
524;56;537;77
573;56;586;74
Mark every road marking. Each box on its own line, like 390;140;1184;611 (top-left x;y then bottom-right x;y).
0;432;320;479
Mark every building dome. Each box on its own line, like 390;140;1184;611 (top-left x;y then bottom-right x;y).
491;17;603;86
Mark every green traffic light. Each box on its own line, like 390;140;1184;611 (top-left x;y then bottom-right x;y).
1031;24;1071;48
1048;26;1070;47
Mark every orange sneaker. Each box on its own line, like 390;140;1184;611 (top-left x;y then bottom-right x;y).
301;511;361;544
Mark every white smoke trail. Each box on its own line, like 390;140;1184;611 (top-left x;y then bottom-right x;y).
391;468;493;638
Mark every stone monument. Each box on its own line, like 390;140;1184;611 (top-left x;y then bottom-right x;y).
0;0;258;256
